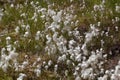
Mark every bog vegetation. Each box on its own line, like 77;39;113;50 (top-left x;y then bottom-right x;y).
0;0;120;80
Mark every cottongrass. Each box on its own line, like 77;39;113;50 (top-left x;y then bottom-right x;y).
0;0;120;80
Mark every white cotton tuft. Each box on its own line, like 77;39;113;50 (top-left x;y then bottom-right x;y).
6;36;11;44
17;73;26;80
75;76;81;80
24;31;30;38
81;68;93;79
34;69;41;77
35;31;41;40
8;50;18;60
15;26;20;34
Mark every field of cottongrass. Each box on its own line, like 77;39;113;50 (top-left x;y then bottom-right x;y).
0;0;120;80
